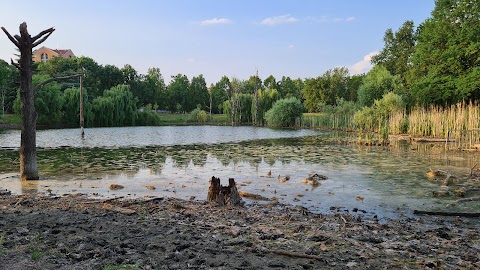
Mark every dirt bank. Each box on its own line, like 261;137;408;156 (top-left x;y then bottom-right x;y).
0;194;479;269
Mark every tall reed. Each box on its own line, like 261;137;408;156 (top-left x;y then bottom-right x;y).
389;101;480;149
300;101;479;149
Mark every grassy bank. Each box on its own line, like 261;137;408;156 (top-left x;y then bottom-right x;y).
0;114;21;125
0;113;228;127
157;113;227;125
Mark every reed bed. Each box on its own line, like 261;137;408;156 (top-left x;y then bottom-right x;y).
300;113;355;130
390;101;479;149
300;101;480;149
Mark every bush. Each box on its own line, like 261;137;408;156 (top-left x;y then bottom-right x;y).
190;108;208;123
354;92;404;131
265;97;303;127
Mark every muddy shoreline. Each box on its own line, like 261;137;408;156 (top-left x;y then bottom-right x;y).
0;194;479;269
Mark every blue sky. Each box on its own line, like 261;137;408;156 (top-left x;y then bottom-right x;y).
1;0;435;85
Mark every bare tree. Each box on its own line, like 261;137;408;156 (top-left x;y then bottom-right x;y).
1;22;55;180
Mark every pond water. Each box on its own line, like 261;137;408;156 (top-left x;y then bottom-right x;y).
1;126;479;220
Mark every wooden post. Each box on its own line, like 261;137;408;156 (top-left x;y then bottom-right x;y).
79;75;84;137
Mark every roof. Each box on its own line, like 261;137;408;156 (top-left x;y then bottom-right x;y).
52;49;70;55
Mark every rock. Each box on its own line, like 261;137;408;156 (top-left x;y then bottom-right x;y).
109;184;124;190
146;185;156;190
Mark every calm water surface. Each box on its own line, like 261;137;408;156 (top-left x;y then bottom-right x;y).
1;126;479;219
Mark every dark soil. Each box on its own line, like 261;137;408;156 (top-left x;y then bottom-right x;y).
0;194;479;270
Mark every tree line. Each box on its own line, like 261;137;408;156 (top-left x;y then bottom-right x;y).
1;0;478;128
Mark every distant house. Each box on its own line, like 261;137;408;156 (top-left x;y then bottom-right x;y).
32;46;75;63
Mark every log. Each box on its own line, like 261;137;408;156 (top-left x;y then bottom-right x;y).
454;196;480;203
103;204;136;215
239;191;270;201
413;210;480;217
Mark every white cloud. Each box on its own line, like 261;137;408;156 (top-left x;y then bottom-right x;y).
349;51;379;75
346;16;356;22
288;44;295;49
200;18;232;25
261;15;299;26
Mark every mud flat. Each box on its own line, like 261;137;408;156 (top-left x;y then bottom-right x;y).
0;194;479;269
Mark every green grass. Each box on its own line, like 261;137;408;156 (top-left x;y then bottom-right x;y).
0;113;21;125
157;113;227;124
157;113;190;123
0;113;228;126
31;248;45;260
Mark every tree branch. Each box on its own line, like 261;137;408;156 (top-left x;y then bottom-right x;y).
10;59;21;70
34;74;81;93
32;27;55;42
1;27;20;48
32;29;55;48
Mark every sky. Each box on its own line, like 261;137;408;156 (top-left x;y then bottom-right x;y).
0;0;435;85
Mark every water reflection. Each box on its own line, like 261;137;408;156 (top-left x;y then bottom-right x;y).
0;132;479;219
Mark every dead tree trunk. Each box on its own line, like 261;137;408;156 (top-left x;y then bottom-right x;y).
2;22;55;180
207;176;221;202
207;176;242;206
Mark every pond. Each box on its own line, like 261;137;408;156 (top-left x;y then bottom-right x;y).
1;126;479;220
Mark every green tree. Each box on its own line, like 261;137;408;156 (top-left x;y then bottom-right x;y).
228;78;244;125
409;0;480;105
323;67;350;106
63;87;93;127
91;85;136;126
145;67;166;108
357;65;403;107
265;97;303;127
210;76;230;113
278;76;301;99
263;75;278;91
0;60;18;114
99;64;124;93
31;74;64;124
256;88;280;126
189;75;209;111
243;75;263;95
167;74;190;112
301;68;349;112
371;20;416;85
344;74;364;102
77;57;103;98
301;77;326;112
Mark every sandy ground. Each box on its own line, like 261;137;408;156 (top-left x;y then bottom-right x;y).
0;193;479;270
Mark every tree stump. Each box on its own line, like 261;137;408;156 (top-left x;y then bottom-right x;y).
207;176;242;206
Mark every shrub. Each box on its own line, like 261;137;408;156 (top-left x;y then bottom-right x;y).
265;97;303;127
190;108;208;123
354;92;404;131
